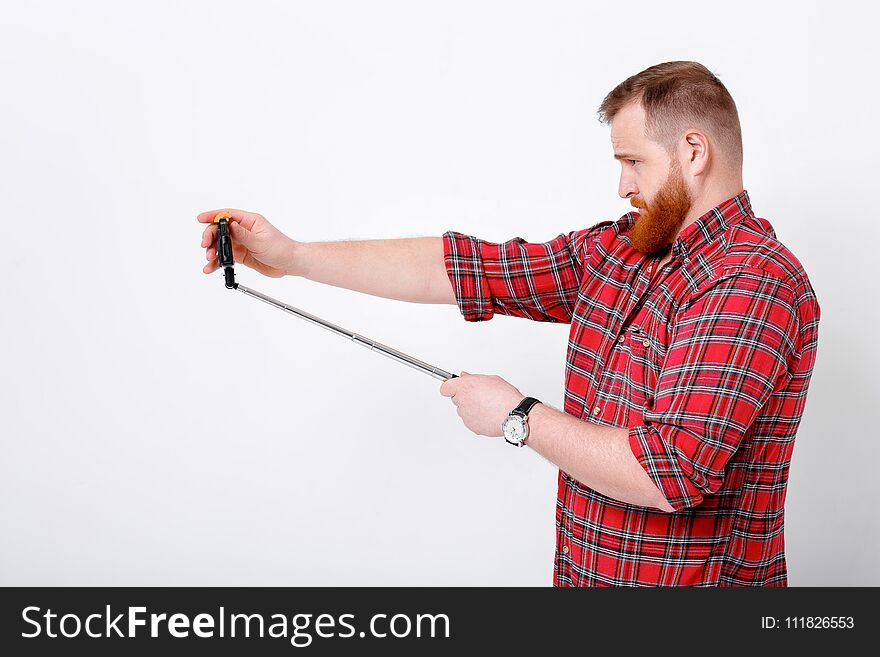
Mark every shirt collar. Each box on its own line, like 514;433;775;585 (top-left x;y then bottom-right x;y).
669;189;754;259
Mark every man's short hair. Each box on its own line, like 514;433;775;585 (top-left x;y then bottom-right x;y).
598;61;743;170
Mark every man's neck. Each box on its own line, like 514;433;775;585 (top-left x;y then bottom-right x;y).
674;183;745;244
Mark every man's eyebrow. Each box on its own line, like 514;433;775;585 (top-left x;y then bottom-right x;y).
613;152;638;160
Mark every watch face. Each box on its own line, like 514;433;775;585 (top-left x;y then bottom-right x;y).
502;416;526;443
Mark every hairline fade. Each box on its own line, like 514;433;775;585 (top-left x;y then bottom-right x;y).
598;61;744;170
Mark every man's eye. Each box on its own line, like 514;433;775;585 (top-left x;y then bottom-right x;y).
629;160;638;166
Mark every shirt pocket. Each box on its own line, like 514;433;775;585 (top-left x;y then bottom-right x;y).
628;315;670;407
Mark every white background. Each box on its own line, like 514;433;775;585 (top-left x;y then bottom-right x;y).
1;0;877;585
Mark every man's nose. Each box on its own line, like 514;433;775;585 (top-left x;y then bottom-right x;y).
618;176;638;200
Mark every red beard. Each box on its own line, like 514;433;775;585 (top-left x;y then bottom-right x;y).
629;161;692;256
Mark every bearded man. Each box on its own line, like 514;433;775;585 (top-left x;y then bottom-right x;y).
199;61;821;587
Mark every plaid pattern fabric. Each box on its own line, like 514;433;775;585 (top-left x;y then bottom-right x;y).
442;190;820;586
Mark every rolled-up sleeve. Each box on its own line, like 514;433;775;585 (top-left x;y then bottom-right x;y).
628;267;801;511
441;224;609;323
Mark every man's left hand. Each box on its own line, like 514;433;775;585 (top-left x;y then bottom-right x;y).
439;372;525;437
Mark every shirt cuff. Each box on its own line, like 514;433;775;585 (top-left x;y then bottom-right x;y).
628;424;705;512
442;230;495;322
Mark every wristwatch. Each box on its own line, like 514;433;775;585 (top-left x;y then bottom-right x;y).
502;396;541;447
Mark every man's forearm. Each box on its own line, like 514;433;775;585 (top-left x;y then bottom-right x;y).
526;403;674;512
286;237;457;305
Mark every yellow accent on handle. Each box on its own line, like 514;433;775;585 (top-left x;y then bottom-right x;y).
213;211;234;223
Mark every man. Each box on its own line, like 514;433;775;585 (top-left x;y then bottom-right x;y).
198;61;820;586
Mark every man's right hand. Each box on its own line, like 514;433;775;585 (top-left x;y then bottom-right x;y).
197;208;299;279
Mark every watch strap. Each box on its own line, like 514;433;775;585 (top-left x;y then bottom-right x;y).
511;396;541;418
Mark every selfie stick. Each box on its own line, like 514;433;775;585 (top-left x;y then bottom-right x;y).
212;212;459;382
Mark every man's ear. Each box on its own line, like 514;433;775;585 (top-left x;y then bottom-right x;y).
683;130;710;176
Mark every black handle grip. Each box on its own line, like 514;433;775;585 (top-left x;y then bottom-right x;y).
217;218;234;267
217;218;237;289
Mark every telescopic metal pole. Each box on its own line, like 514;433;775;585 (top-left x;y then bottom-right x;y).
235;284;458;381
213;215;459;382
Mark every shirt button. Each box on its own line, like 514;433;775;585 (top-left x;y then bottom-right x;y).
562;545;570;554
642;339;650;347
617;335;625;343
683;256;690;264
592;406;601;416
646;265;652;273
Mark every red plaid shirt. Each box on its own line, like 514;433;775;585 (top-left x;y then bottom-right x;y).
442;189;820;586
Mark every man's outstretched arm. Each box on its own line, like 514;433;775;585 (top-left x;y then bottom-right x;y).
289;237;458;305
199;208;457;305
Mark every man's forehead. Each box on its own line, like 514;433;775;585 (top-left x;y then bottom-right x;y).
611;132;643;157
611;105;645;146
611;105;655;158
